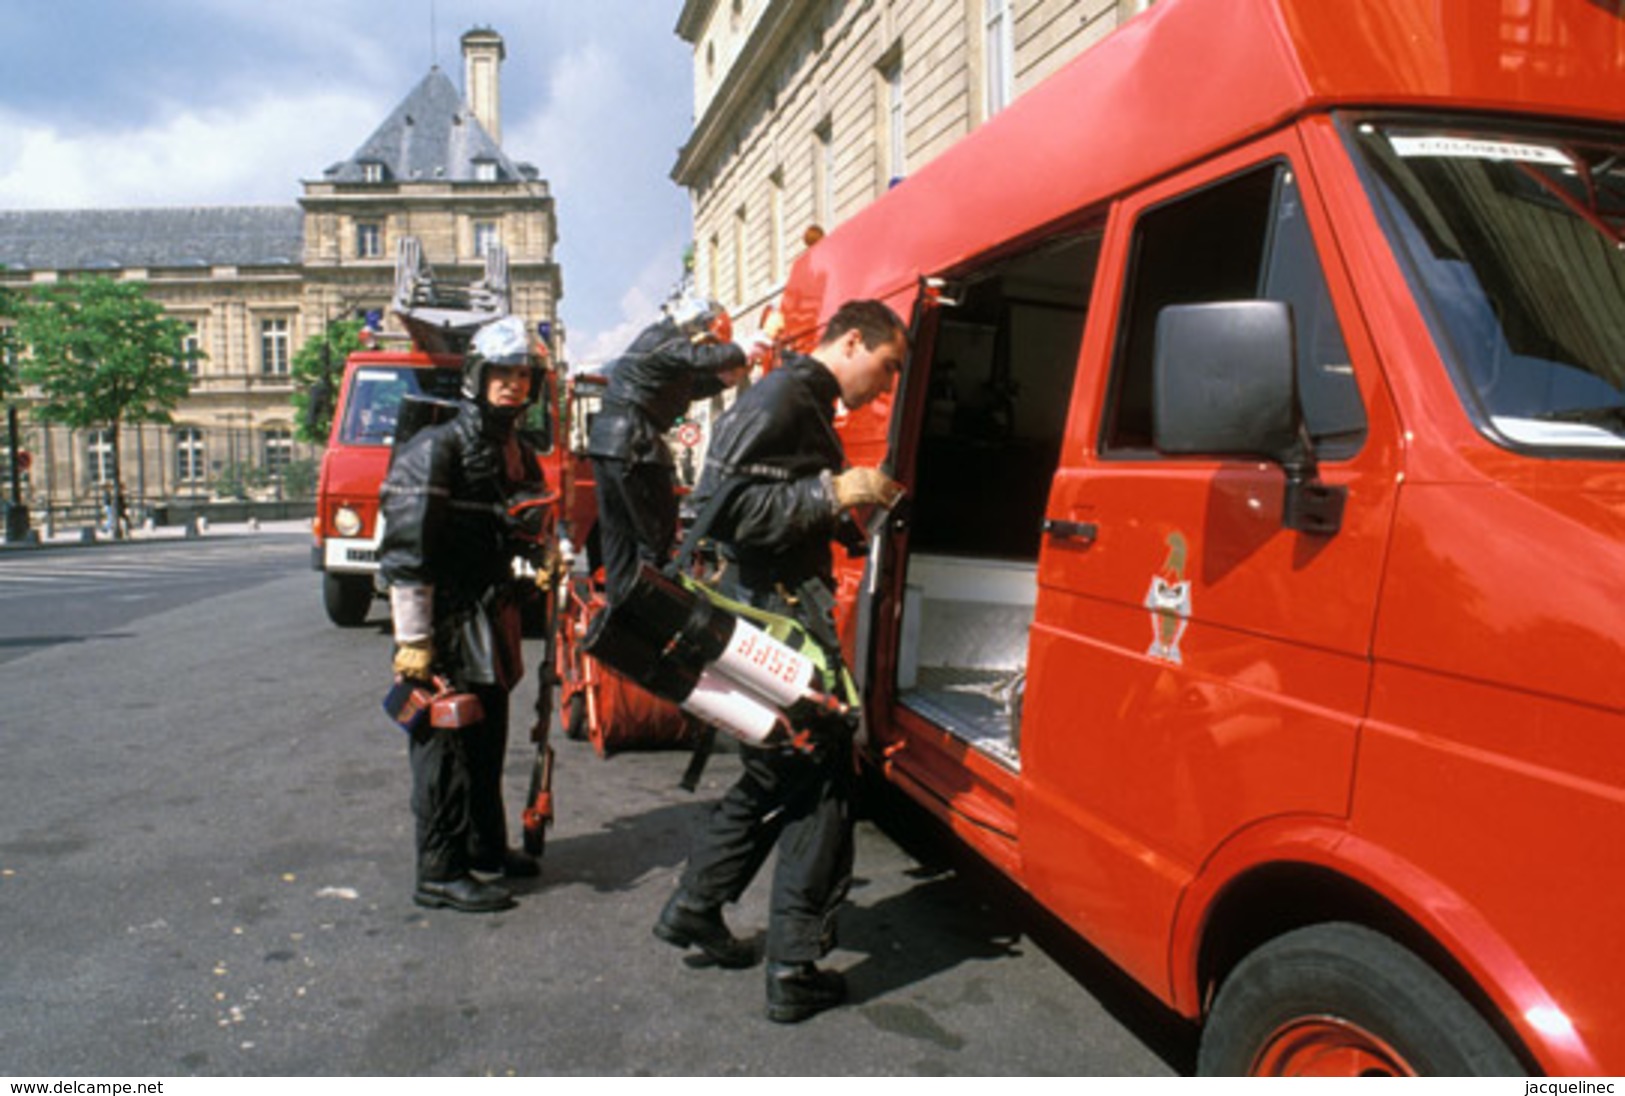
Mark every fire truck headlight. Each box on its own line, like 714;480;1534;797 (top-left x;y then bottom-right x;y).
333;506;363;538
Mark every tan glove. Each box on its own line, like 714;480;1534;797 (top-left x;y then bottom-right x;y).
831;466;904;511
533;542;564;588
393;639;435;683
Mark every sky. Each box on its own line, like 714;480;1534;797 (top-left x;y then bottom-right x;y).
0;0;696;367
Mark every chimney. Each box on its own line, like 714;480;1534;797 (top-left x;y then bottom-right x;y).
461;27;505;145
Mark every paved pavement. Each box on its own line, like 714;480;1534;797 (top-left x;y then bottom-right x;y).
0;516;312;552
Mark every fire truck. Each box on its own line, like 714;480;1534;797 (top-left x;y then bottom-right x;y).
765;0;1625;1076
310;238;566;627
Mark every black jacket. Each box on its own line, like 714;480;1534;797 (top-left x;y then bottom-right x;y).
378;399;545;688
691;353;845;590
587;317;745;466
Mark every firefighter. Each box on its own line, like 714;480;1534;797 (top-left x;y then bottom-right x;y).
586;296;749;606
379;315;550;913
653;299;907;1023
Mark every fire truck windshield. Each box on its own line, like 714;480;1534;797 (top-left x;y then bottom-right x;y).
338;365;462;446
1351;116;1625;453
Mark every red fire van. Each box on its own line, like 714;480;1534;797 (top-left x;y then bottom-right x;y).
775;0;1625;1075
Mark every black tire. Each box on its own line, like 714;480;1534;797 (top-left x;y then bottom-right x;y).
1200;922;1525;1076
563;693;587;741
322;572;373;627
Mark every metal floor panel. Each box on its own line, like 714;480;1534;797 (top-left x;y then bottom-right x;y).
899;666;1021;769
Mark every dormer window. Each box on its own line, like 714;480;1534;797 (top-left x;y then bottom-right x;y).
361;161;384;183
474;159;498;182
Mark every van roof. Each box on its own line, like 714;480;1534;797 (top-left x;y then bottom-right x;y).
782;0;1625;324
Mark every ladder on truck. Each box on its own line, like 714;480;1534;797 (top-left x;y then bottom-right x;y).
390;236;511;356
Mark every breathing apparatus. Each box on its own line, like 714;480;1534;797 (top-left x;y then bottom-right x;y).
582;563;853;749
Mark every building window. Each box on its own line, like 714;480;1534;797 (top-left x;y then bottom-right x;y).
474;160;498;182
86;429;114;487
474;221;500;257
769;170;785;284
260;318;290;376
176;427;205;482
814;119;835;229
361;161;384;183
356;221;381;259
262;428;293;477
985;0;1015;117
732;207;747;307
176;319;202;376
883;53;906;186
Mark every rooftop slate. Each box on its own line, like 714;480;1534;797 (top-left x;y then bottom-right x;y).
0;206;303;272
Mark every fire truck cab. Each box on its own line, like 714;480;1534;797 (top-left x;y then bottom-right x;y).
311;239;561;626
778;0;1625;1075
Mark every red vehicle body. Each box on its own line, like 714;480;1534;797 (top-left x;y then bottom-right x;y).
774;0;1625;1075
310;349;568;625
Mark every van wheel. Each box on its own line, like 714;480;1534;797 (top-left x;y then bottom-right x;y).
322;573;373;627
1199;922;1524;1076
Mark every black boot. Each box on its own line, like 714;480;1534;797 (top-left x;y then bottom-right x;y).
765;960;847;1023
413;874;515;913
653;891;756;968
469;847;541;878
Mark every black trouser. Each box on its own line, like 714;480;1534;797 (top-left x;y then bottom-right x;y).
592;456;678;607
679;727;855;962
409;682;510;882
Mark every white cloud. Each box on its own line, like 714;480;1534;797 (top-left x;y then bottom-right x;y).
0;90;384;209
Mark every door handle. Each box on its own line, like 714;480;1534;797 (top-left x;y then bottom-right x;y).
1043;518;1097;546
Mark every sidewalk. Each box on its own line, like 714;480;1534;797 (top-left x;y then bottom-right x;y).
0;516;312;551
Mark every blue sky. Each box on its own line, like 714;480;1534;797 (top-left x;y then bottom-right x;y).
0;0;695;366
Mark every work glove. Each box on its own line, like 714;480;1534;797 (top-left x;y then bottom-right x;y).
532;542;565;588
829;466;904;512
393;639;435;683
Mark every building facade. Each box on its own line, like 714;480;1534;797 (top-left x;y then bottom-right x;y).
672;0;1153;331
0;28;560;528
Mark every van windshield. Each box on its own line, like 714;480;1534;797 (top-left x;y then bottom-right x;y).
1351;118;1625;453
338;365;462;446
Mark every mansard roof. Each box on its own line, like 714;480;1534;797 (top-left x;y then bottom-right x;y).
320;66;536;185
0;206;303;272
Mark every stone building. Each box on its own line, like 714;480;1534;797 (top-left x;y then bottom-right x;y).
672;0;1152;332
0;27;560;527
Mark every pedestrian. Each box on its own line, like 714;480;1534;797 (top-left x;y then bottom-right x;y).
586;296;749;606
653;299;908;1023
378;314;549;913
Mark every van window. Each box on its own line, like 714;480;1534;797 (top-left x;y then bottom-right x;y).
338;366;462;446
1104;163;1366;457
911;232;1100;559
1351;118;1625;453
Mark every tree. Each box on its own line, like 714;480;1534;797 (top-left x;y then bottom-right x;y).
290;318;367;444
0;285;19;401
14;276;196;538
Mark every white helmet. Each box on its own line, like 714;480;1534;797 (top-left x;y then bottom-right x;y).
463;316;542;403
664;295;733;344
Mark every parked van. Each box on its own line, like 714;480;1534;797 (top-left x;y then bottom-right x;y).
775;0;1625;1075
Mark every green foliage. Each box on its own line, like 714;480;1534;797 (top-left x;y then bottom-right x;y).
290;318;367;445
12;277;195;537
279;457;319;501
14;276;194;429
212;460;268;501
0;285;19;401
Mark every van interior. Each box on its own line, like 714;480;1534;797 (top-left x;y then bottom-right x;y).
894;232;1099;768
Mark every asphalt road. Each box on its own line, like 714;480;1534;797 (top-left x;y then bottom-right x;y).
0;533;1191;1076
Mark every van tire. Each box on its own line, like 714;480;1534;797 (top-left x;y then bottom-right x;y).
1199;922;1524;1076
323;572;373;627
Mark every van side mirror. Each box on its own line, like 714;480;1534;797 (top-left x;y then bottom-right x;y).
1153;301;1344;535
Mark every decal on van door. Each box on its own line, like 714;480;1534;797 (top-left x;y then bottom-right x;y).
1145;531;1191;664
